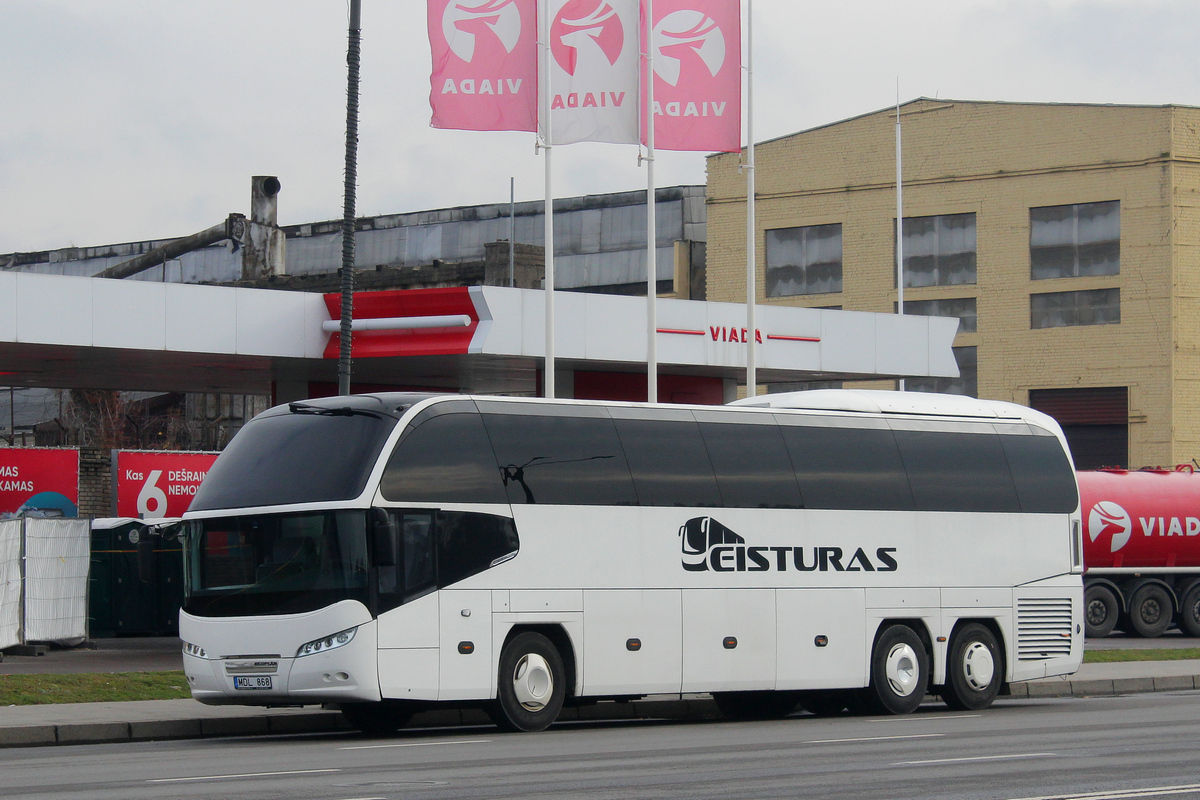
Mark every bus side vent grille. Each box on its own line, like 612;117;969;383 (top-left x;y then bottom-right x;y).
1016;598;1073;661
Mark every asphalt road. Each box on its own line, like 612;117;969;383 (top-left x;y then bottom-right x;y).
3;691;1200;800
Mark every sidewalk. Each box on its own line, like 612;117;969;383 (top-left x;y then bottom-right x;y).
2;643;1198;748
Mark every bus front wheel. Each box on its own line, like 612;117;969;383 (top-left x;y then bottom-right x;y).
864;625;928;715
941;623;1002;711
493;632;566;732
341;700;414;736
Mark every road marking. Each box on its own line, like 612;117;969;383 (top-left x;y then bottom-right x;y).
339;738;490;751
895;752;1056;766
148;768;340;783
869;714;982;722
1001;784;1200;800
803;733;945;744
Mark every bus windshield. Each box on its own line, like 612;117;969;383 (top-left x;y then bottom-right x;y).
190;404;401;511
183;511;370;617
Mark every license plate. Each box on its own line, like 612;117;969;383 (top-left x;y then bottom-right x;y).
234;676;272;690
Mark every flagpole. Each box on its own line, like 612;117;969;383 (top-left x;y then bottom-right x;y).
541;0;556;399
744;0;757;398
645;0;658;404
337;0;362;397
896;84;905;392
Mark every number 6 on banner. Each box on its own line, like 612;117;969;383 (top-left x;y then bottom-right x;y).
137;470;168;518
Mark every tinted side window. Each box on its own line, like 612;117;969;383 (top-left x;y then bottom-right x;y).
437;511;519;588
1001;433;1079;513
482;413;637;506
378;511;437;613
779;424;915;510
893;430;1020;512
699;422;802;508
381;410;508;505
613;418;722;507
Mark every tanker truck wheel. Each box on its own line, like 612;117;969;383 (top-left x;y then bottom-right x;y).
1177;584;1200;637
1084;584;1119;638
1128;583;1172;638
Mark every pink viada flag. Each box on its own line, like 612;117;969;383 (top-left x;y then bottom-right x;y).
643;0;741;152
428;0;538;132
547;0;641;145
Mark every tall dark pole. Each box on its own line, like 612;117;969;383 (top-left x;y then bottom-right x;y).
338;0;362;396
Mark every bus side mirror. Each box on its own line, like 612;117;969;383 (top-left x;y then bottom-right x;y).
136;535;156;583
371;508;397;567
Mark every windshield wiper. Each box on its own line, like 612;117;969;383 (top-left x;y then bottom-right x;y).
288;402;383;419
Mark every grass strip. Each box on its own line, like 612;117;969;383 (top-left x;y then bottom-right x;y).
0;671;191;705
1083;648;1200;663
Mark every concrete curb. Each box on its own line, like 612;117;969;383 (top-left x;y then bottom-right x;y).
0;677;1193;749
1004;674;1200;699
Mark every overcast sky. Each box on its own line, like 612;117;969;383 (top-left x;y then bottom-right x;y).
2;0;1199;255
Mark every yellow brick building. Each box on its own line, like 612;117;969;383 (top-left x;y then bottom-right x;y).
705;99;1200;470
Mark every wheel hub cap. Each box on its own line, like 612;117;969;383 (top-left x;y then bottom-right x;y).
512;653;553;711
885;643;919;697
962;642;995;691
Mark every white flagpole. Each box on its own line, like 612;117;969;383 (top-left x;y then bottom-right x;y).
541;0;556;399
896;84;905;393
745;0;757;398
645;0;658;404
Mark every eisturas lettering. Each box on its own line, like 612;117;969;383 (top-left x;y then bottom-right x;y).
678;516;898;574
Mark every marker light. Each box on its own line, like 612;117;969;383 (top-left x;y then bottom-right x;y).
296;627;358;658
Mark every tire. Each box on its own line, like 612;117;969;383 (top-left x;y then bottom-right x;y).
941;623;1002;711
1128;583;1172;638
1177;584;1200;637
712;690;800;720
493;632;566;732
863;625;929;715
797;689;854;717
341;700;414;736
1084;584;1120;638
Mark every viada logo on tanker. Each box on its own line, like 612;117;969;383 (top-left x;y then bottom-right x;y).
1088;499;1200;554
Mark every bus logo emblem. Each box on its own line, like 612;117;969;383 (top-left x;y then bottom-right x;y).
679;516;744;571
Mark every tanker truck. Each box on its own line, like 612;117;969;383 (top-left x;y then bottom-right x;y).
1080;467;1200;638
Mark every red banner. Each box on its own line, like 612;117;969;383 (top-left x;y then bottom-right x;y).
0;448;79;517
114;451;218;519
428;0;538;132
644;0;741;152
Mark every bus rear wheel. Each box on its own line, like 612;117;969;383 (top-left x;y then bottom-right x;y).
341;700;414;736
492;632;566;732
713;690;800;720
864;625;928;715
941;623;1002;711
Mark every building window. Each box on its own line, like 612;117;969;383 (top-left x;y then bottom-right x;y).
906;346;977;397
765;224;842;297
899;213;976;288
1030;201;1119;280
896;297;977;334
1031;288;1120;328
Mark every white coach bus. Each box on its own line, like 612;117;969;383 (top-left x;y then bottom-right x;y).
179;389;1083;733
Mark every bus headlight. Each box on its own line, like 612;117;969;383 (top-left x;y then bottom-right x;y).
296;627;358;658
182;641;207;659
